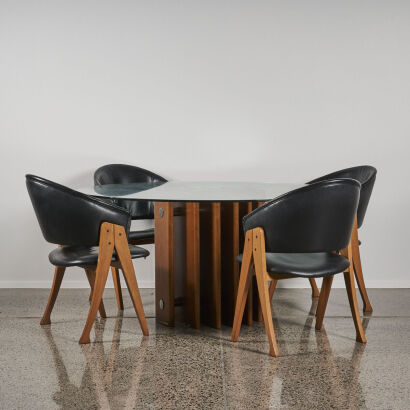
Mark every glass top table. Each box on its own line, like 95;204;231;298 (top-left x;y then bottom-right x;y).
79;181;303;202
78;180;305;330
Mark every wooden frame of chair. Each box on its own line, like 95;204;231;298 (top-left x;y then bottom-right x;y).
350;217;373;312
269;277;319;301
268;217;373;313
40;267;108;325
111;236;154;311
231;228;280;357
40;246;108;324
231;227;366;357
39;222;149;344
79;222;149;343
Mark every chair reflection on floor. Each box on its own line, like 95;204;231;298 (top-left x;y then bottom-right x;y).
225;298;369;408
41;300;371;409
285;307;369;408
81;319;148;410
42;316;148;409
42;326;95;407
225;320;280;408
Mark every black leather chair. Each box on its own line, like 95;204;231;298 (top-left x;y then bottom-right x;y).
307;166;377;312
94;164;167;310
231;179;366;357
26;175;149;344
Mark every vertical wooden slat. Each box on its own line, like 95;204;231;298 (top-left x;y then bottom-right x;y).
186;202;201;328
200;202;222;328
154;202;175;326
221;202;240;325
211;203;222;328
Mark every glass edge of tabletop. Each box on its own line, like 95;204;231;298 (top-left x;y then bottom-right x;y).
77;180;305;203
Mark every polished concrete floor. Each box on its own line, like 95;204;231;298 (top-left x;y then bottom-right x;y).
1;288;410;409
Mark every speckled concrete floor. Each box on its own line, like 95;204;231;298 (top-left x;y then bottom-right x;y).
1;288;409;409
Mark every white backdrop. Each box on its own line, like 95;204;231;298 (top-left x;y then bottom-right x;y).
1;0;409;288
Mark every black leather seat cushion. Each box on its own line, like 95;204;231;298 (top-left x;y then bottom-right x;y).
236;252;349;278
128;228;154;241
49;245;149;267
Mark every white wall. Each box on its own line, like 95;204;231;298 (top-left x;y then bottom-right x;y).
1;0;409;289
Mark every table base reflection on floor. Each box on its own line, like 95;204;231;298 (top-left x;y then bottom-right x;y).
154;201;265;329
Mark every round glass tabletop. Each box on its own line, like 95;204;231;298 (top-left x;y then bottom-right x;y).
78;181;304;202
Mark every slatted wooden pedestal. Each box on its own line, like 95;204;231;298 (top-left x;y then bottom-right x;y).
154;201;263;329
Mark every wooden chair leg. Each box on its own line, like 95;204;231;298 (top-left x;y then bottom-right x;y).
231;231;253;342
344;268;367;343
79;224;114;344
351;217;372;312
253;229;280;357
352;245;373;313
256;291;263;322
309;278;320;298
40;266;65;325
269;279;277;301
255;273;280;357
341;237;367;343
85;268;107;318
315;275;333;330
111;267;124;310
114;225;149;336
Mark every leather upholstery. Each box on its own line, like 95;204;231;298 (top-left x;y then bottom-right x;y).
94;164;167;220
26;175;131;246
128;228;154;241
49;244;149;267
308;165;376;228
237;252;349;278
243;179;360;253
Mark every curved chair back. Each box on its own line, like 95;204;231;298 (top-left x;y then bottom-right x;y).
308;166;376;228
94;164;167;220
26;175;131;246
243;179;360;253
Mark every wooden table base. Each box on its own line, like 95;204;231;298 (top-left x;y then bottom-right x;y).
154;201;263;329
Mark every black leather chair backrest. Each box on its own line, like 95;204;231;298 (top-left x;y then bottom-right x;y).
243;179;360;253
94;164;167;220
26;175;131;246
308;166;376;228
